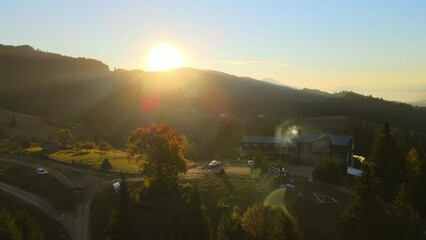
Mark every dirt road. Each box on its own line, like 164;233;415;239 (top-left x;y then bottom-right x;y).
0;181;55;215
0;155;96;239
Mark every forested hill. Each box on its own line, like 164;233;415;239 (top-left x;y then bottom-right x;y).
0;44;109;82
0;44;115;117
84;68;426;133
1;44;425;134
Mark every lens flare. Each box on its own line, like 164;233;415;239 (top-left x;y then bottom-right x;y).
263;188;295;222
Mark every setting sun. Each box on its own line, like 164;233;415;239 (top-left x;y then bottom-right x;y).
147;44;184;71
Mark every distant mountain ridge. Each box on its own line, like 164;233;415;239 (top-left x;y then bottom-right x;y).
1;44;425;133
411;99;426;107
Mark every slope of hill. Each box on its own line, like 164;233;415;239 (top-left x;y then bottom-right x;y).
0;44;119;118
0;44;108;82
0;108;60;141
1;44;425;142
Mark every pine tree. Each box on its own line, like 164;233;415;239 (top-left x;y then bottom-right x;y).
406;148;426;217
105;176;134;240
370;122;405;201
10;116;17;127
388;184;423;240
180;184;212;240
341;164;389;240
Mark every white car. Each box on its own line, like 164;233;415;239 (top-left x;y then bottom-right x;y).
247;160;254;166
36;167;48;175
112;182;121;191
280;184;298;192
208;160;219;167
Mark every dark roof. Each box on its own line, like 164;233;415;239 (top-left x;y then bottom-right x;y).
297;133;352;146
241;136;296;147
241;133;352;147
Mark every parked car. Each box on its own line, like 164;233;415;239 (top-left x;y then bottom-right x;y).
247;160;254;166
207;160;223;174
280;183;298;192
36;167;48;175
208;160;219;167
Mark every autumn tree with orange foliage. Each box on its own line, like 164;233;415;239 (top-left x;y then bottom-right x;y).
126;123;187;191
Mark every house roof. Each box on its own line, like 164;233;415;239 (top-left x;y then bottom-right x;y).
241;136;296;147
296;133;352;146
241;133;352;147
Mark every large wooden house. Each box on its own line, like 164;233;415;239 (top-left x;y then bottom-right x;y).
240;133;353;166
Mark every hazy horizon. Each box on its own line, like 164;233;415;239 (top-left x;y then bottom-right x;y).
1;0;425;103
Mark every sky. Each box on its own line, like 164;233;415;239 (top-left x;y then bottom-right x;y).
1;0;425;103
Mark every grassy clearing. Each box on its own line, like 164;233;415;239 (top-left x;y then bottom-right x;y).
49;149;139;173
0;192;70;240
90;166;350;240
0;162;83;211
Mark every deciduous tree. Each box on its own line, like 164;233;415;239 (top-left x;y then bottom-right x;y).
99;141;112;153
126;123;187;190
241;203;301;240
57;128;72;143
83;141;96;152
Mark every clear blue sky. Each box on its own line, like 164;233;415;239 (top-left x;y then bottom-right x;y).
1;0;425;102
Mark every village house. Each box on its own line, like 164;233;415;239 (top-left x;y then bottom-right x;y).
240;133;354;166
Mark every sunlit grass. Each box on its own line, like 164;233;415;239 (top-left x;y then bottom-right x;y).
49;150;139;173
25;146;43;152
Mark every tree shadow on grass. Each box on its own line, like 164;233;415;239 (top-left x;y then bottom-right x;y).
219;172;237;195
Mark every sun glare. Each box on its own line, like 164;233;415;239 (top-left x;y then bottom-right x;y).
147;44;184;71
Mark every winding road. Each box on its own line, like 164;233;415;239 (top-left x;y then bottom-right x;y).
0;154;143;240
